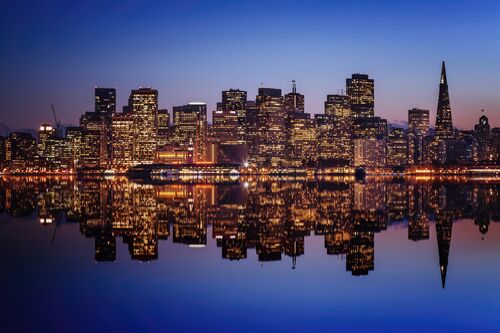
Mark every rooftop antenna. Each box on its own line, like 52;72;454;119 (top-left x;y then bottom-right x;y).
292;80;296;94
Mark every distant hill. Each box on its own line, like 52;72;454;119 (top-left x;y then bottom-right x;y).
0;122;11;136
0;123;37;138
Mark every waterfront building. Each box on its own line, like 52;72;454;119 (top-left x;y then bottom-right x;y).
112;113;135;170
255;88;286;167
288;112;316;167
129;88;158;164
353;138;386;167
172;102;207;163
5;132;37;170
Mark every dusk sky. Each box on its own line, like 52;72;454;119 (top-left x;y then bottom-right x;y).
1;0;499;130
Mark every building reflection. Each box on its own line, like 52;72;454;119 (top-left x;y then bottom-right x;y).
2;176;500;287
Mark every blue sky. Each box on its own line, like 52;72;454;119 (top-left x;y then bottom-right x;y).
1;0;499;129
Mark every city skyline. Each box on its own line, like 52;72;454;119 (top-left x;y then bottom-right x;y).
1;0;500;130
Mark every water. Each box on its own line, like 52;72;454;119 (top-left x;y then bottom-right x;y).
1;176;500;332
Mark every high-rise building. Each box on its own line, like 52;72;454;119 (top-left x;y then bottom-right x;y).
221;89;247;145
157;109;171;147
347;74;374;118
315;114;353;166
129;88;158;164
474;112;490;162
172;102;207;162
386;128;407;167
284;81;304;113
212;109;239;145
353;116;387;139
353;138;386;167
407;108;430;165
37;123;56;159
79;112;110;168
112;113;135;170
37;123;72;170
324;94;351;117
244;101;260;164
287;112;316;167
95;88;116;115
256;88;287;167
435;62;454;141
65;127;82;168
5;132;37;169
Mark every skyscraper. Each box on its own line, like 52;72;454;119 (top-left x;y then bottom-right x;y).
287;112;316;167
172;102;208;162
112;113;134;170
129;88;158;164
79;112;110;168
346;74;374;118
157;109;171;147
386;128;407;167
324;94;351;117
255;88;286;167
284;81;305;113
212;109;239;145
221;89;247;145
95;88;116;115
474;112;490;162
408;108;430;165
435;62;453;141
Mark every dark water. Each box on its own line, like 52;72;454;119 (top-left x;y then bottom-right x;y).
1;176;500;333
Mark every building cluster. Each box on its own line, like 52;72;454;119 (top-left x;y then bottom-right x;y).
1;176;498;285
1;62;499;174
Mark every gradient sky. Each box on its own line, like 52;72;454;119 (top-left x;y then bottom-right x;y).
1;0;499;130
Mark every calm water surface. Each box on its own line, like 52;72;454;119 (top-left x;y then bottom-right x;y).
1;176;500;332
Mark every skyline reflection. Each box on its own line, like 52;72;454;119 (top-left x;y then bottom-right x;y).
1;176;499;289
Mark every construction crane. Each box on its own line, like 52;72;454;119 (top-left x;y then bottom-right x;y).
51;104;61;137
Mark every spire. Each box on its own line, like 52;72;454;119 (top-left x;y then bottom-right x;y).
440;265;447;289
440;61;447;85
435;61;453;142
292;80;296;94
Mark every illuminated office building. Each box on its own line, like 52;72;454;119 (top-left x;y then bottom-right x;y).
79;112;110;168
386;128;407;167
324;94;351;117
315;114;353;166
129;88;158;164
288;112;316;167
172;102;207;163
434;62;454;163
244;101;259;164
354;138;386;167
212;109;239;144
435;62;454;141
37;123;56;157
474;113;490;162
157;109;171;147
353;116;387;139
5;132;36;169
65;127;82;168
255;88;286;167
347;74;375;118
95;87;116;115
111;113;135;170
284;81;304;113
407;108;430;165
222;89;247;144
